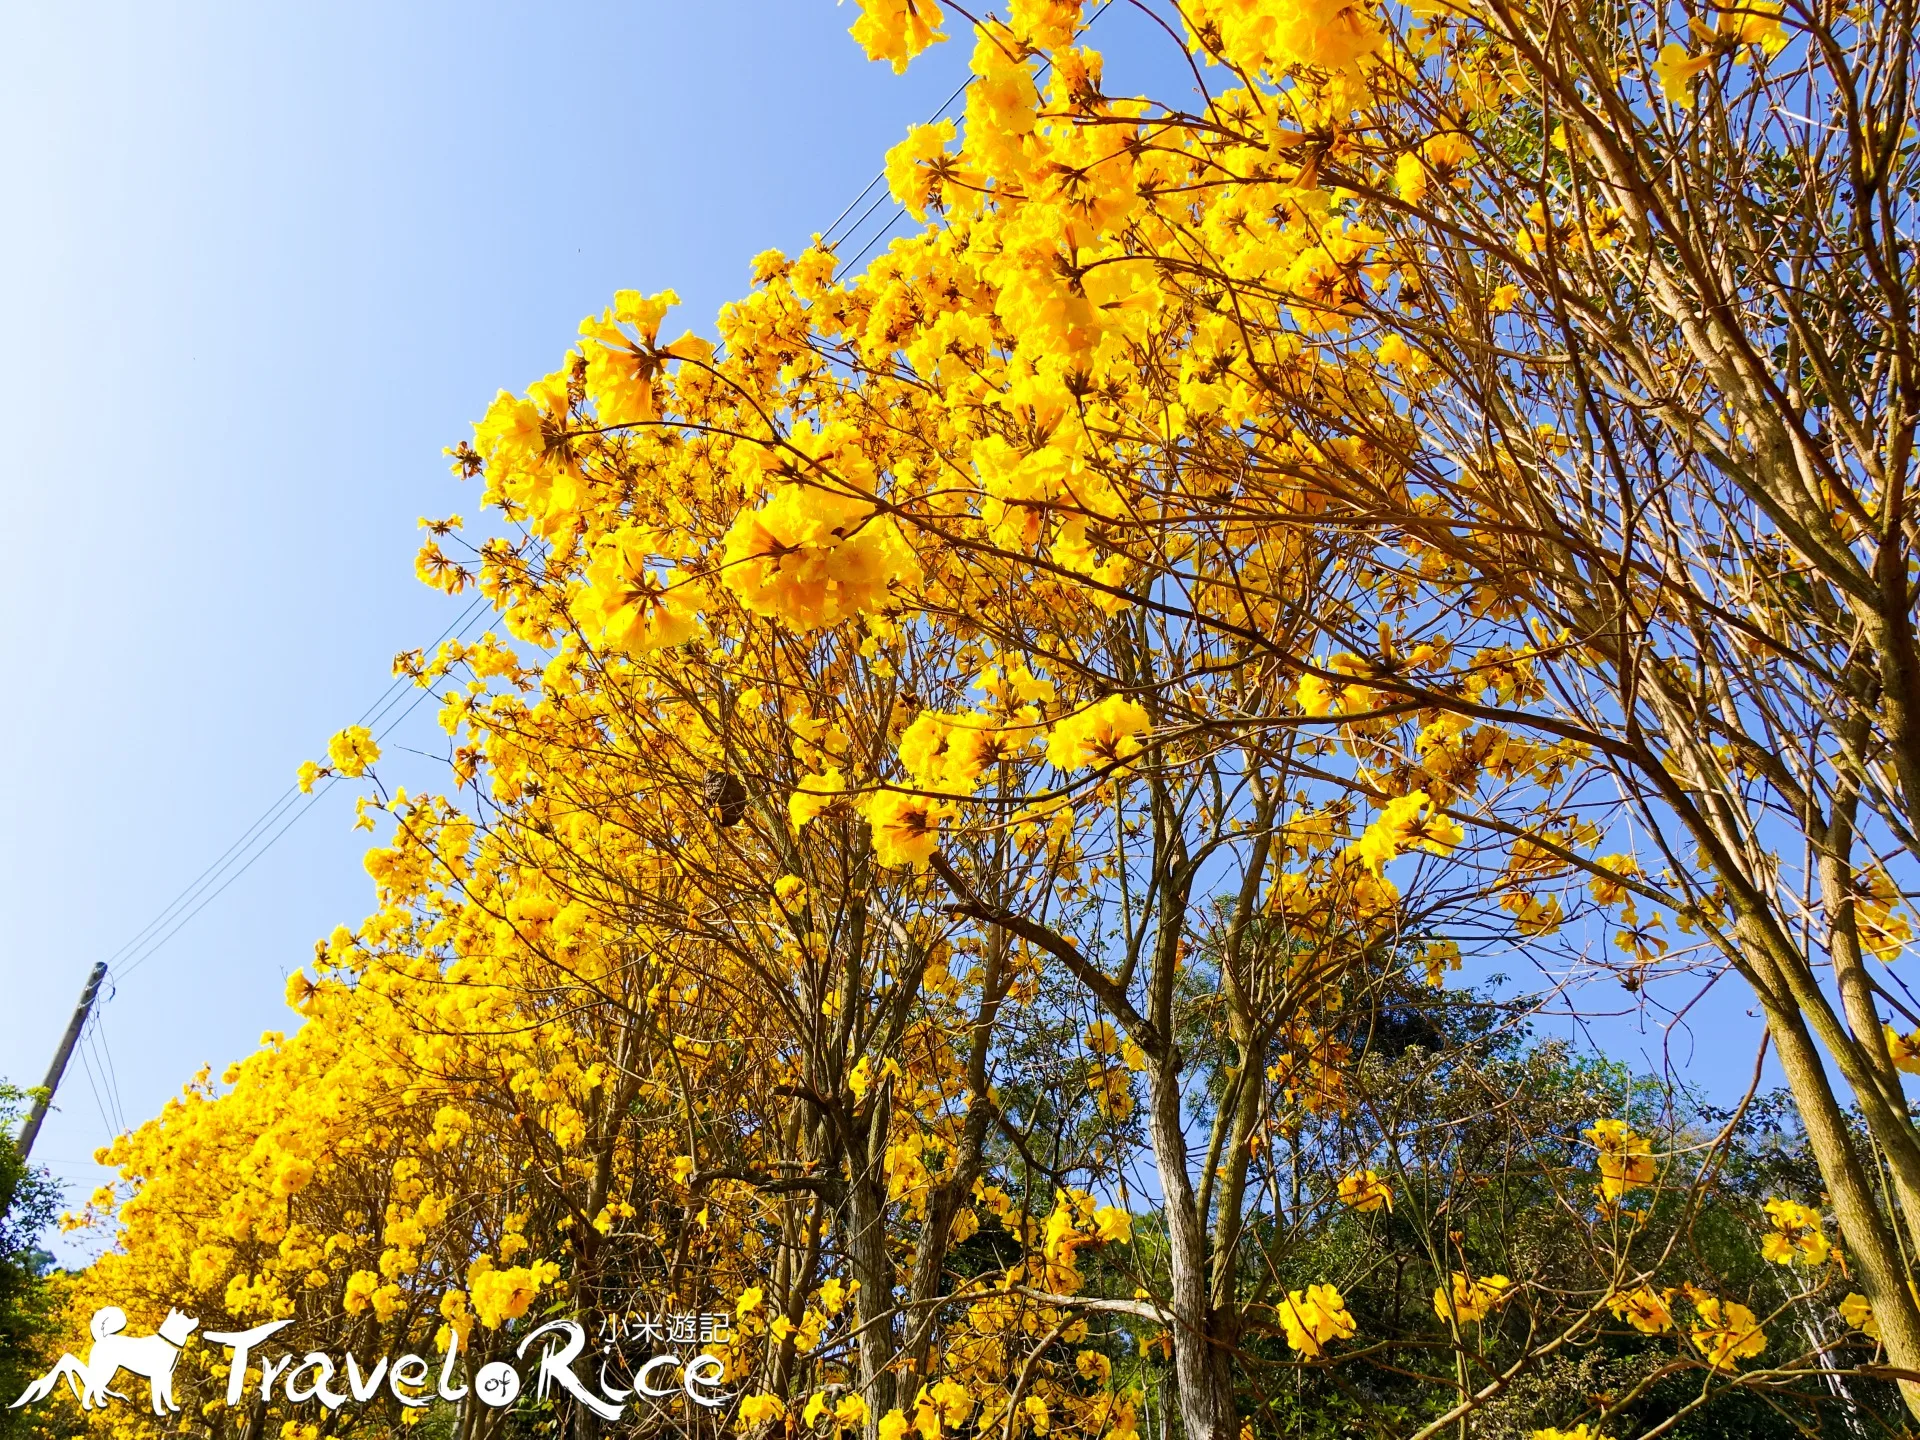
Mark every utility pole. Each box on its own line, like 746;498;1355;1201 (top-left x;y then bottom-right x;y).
16;961;109;1161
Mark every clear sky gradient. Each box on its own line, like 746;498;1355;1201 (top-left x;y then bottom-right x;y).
0;1;1776;1259
0;0;976;1249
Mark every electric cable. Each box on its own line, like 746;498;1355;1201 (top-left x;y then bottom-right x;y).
91;1010;128;1135
820;1;1112;264
99;591;493;986
111;602;493;985
75;1031;114;1141
816;73;973;252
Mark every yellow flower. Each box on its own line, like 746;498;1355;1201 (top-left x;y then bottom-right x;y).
1584;1118;1654;1200
1715;0;1787;55
471;388;545;477
835;1395;871;1430
1422;131;1475;179
1218;0;1381;71
1760;1196;1831;1267
471;1263;546;1328
925;1377;972;1429
898;709;1011;795
1275;1283;1357;1356
1856;866;1913;961
1350;791;1463;872
773;1312;822;1354
1688;1295;1767;1371
849;0;946;73
790;768;848;830
1375;334;1427;374
371;1282;406;1323
284;970;318;1015
1605;1284;1674;1334
819;1277;856;1315
740;1394;788;1428
440;1287;472;1339
343;1269;379;1316
326;725;380;778
1532;1427;1615;1440
1434;1271;1511;1323
1885;1024;1920;1074
721;477;921;632
858;790;949;869
1046;695;1151;772
886;120;958;221
1838;1291;1880;1339
272;1154;315;1197
1297;671;1338;717
1087;1064;1135;1119
1653;43;1716;108
1336;1169;1392;1213
1395;151;1427;203
1588;854;1640;905
579;528;701;655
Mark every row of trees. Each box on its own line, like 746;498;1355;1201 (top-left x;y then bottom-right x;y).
37;0;1920;1437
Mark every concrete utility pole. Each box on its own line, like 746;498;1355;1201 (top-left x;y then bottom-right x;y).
16;961;109;1160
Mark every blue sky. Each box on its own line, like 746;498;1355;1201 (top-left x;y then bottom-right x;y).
0;0;1778;1257
0;0;975;1249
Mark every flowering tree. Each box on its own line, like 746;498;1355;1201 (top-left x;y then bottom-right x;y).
44;1;1920;1438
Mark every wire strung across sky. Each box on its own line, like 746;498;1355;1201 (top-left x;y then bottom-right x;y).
57;590;494;1141
815;73;972;260
104;589;496;992
77;1012;124;1142
809;1;1113;274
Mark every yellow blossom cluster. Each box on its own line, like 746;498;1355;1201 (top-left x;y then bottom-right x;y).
64;0;1911;1433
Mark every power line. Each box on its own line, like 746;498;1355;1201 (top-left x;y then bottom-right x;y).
818;73;972;253
819;2;1113;266
111;600;494;986
96;791;306;978
99;592;494;987
816;171;889;253
91;1011;128;1135
25;607;491;1153
75;1030;114;1143
842;206;916;272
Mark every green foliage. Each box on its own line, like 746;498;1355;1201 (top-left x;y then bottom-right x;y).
0;1083;62;1438
1047;982;1908;1439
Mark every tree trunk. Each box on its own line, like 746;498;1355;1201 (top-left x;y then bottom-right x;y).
849;1089;898;1437
1761;985;1920;1418
1146;1061;1235;1440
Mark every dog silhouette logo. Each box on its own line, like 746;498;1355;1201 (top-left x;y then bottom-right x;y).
10;1306;198;1415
